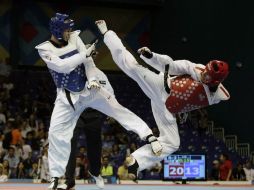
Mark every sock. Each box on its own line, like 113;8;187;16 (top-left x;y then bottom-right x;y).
53;177;59;189
128;159;139;182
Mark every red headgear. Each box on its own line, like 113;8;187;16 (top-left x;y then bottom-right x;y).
205;60;229;86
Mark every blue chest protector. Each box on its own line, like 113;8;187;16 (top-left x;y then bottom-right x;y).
49;49;87;92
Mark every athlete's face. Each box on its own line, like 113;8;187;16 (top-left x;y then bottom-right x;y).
63;28;71;42
200;70;212;84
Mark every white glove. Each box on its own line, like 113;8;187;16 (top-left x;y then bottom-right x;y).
137;47;153;59
95;20;108;35
147;135;163;156
87;80;100;90
86;39;98;57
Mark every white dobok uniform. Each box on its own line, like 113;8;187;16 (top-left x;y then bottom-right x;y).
35;31;153;177
103;30;230;171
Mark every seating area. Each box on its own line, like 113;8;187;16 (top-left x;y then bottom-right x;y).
0;69;252;181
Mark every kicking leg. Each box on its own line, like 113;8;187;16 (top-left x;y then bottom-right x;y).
85;88;152;140
83;88;162;155
128;101;180;178
103;29;165;105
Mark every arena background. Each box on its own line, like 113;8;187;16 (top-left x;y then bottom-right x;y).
1;0;252;148
0;0;254;188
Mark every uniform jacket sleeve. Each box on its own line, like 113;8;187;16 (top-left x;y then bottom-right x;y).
75;35;97;82
38;49;86;73
141;52;203;80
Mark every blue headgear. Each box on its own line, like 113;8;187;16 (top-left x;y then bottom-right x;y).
49;13;74;40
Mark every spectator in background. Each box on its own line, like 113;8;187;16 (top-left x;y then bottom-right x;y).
77;146;87;158
36;121;46;140
39;131;48;150
243;160;254;181
2;78;14;99
20;120;32;139
0;108;6;131
16;140;32;161
0;163;8;182
126;142;138;156
3;147;19;178
28;162;39;179
2;120;14;150
25;131;40;151
14;115;23;127
28;113;38;129
232;163;246;181
2;160;10;178
147;161;162;179
16;161;26;179
76;146;89;178
0;131;4;159
101;148;110;159
210;160;220;180
219;153;232;181
75;157;85;180
101;156;114;177
106;117;128;146
115;132;128;148
23;152;33;174
40;145;50;183
10;123;22;146
117;160;130;180
111;144;121;163
102;134;115;151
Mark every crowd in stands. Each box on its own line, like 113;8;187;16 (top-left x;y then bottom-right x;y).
0;63;254;182
210;154;254;181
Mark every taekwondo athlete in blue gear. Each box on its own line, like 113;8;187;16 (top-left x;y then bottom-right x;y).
35;13;163;190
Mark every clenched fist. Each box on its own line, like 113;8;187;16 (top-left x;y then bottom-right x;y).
87;80;100;90
95;20;108;35
137;47;153;59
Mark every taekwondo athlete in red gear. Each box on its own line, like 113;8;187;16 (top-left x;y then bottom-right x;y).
96;20;230;181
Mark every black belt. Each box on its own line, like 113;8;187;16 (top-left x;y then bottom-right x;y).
65;89;75;111
164;64;171;94
64;80;106;111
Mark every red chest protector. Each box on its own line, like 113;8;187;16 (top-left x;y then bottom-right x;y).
165;75;209;114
